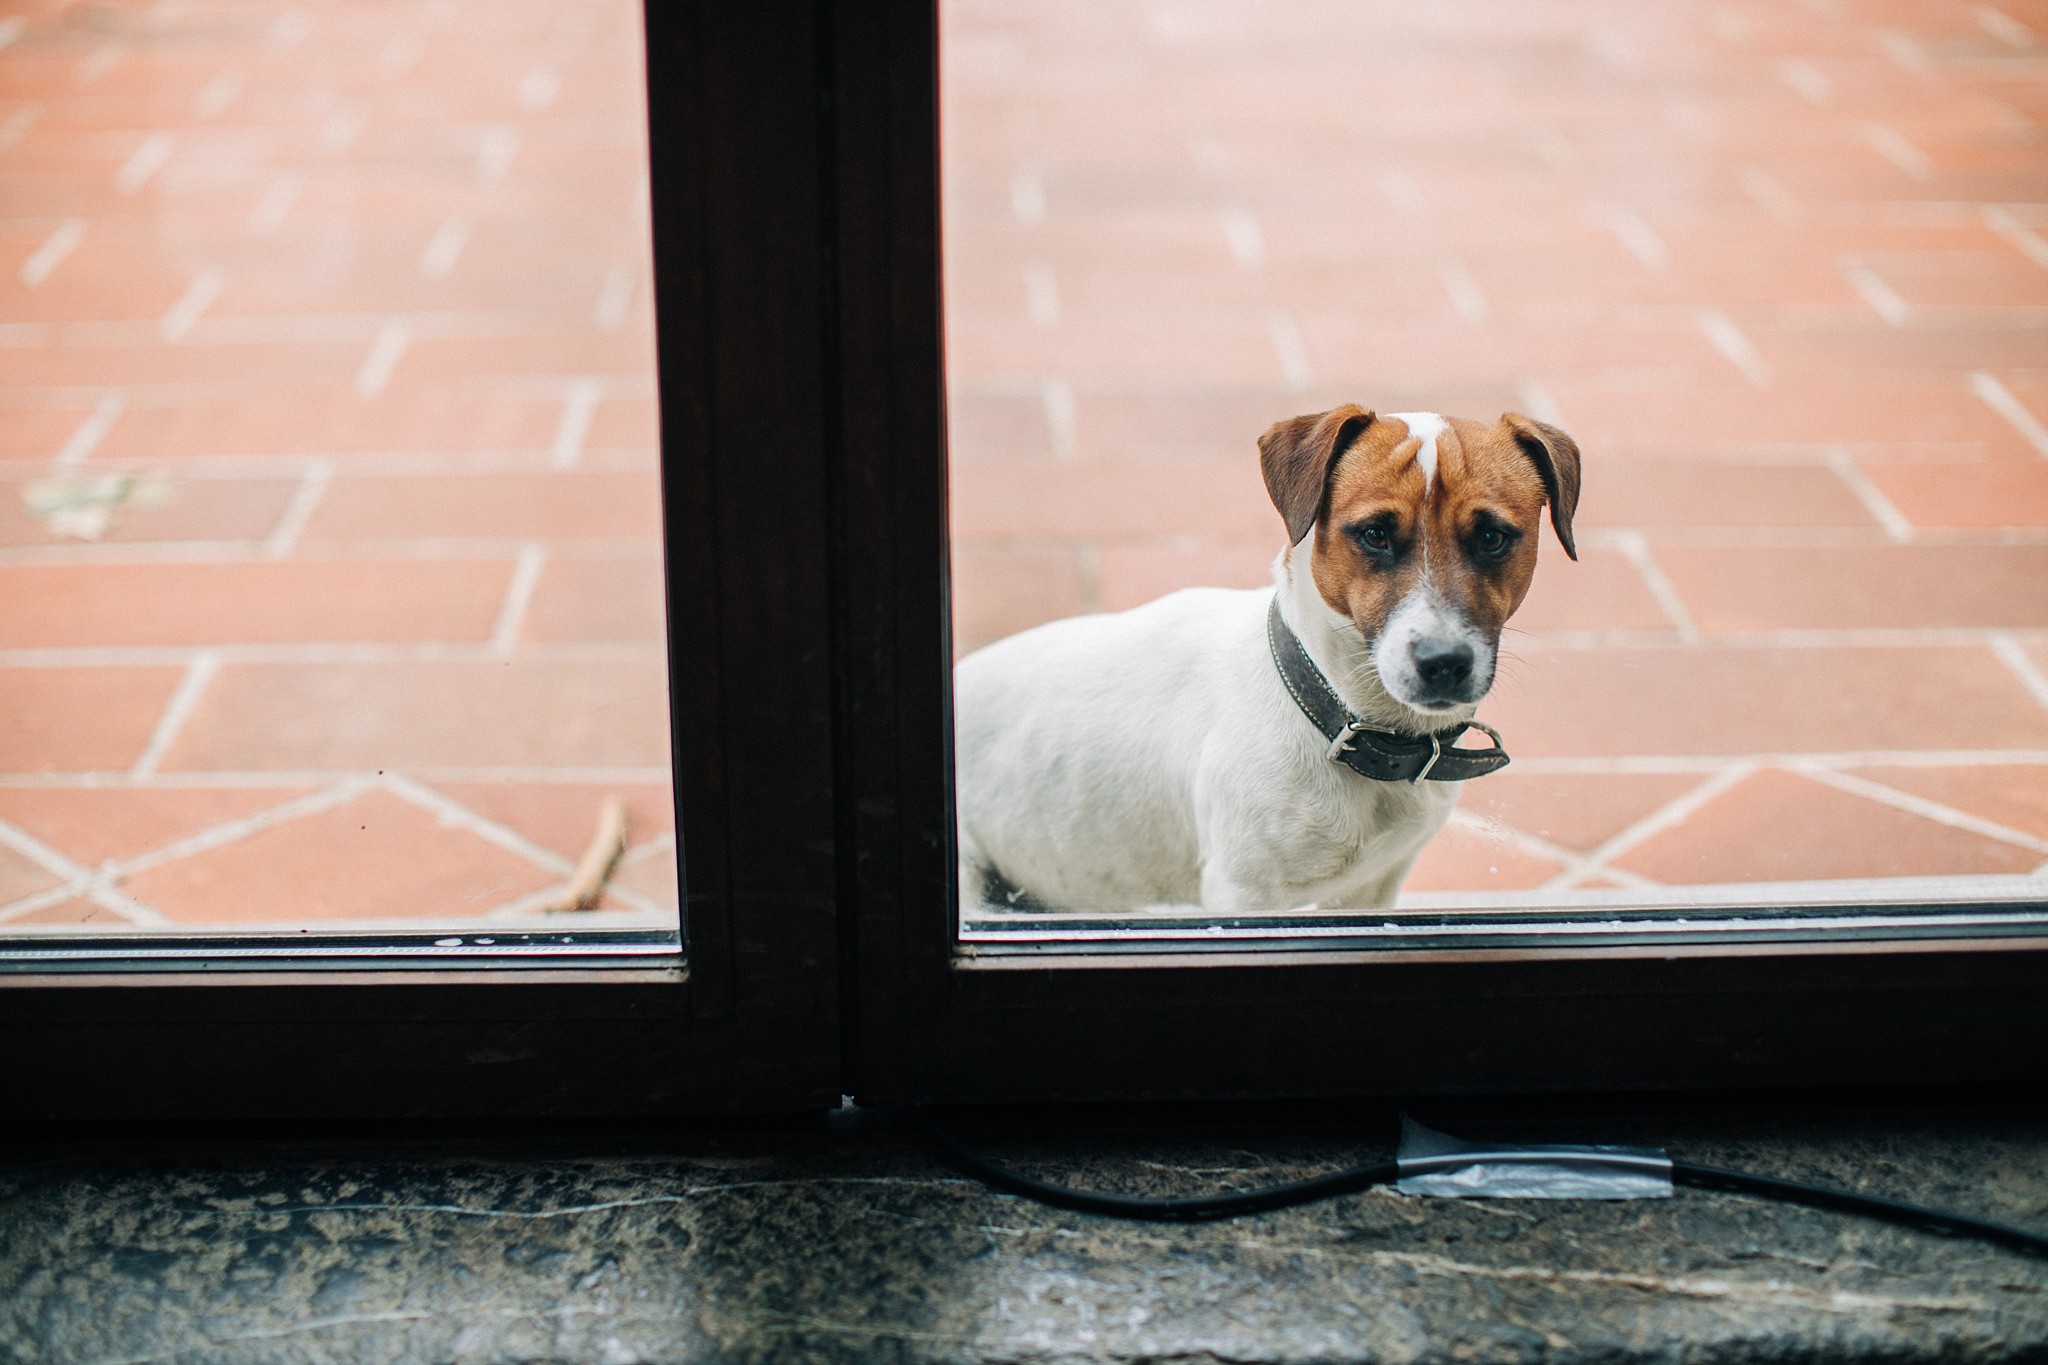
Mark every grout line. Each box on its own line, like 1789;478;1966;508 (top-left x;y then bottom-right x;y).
0;767;678;789
1076;541;1101;614
1970;371;2048;457
0;17;22;51
82;878;173;928
489;544;547;654
1485;751;2048;777
377;31;424;79
0;641;665;667
79;40;124;84
19;218;84;287
420;216;471;280
550;379;603;469
1861;123;1932;181
354;319;411;398
0;814;93;882
1875;31;1938;78
1825;447;1913;542
1976;4;2033;46
319;107;363;154
1223;209;1264;269
1697;308;1772;387
1266;311;1312;392
250;172;302;235
1594;207;1669;270
1795;765;2048;854
1512;378;1566;426
379;772;576;875
1776;57;1831;104
1042;379;1077;461
1023;261;1059;326
263;458;332;556
192;69;242;119
52;391;125;468
1613;530;1699;643
476;125;518;181
519;65;560;111
1984;207;2048;271
114;131;175;195
267;9;311;50
108;778;377;880
157;266;224;342
1378;166;1422;218
1009;169;1046;225
0;103;41;154
1837;257;1908;325
1528;125;1577;172
1735;165;1799;224
1437;259;1490;324
129;652;219;780
594;263;633;330
1564;763;1761;882
0;879;93;926
1991;633;2048;709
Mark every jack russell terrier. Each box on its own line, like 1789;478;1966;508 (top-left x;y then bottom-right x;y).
955;406;1581;914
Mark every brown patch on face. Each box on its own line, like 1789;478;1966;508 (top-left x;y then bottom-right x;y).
1308;414;1560;646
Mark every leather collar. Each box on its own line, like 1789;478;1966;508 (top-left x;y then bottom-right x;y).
1266;597;1510;783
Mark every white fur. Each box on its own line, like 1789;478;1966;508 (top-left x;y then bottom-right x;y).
1387;410;1446;490
953;541;1466;916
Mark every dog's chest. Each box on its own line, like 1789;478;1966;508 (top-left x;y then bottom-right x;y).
1228;759;1461;900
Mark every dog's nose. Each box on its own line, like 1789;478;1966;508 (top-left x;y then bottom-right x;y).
1411;638;1474;693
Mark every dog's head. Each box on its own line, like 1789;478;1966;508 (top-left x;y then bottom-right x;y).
1259;405;1580;717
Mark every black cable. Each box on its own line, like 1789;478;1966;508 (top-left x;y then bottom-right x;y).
912;1113;2048;1257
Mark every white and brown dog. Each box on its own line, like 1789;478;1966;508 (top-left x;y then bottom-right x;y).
954;406;1581;914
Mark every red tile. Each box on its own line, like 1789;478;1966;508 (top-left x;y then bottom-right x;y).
1401;820;1564;894
952;543;1094;656
0;473;299;546
1478;645;2048;757
951;457;1275;540
0;787;310;868
1091;536;1276;614
160;659;673;771
0;843;67;908
1509;546;1675;635
1850;765;2048;842
608;843;679;911
1612;769;2039;884
3;899;134;927
428;781;675;861
1578;462;1876;529
120;788;557;924
1655;545;2048;631
302;471;665;541
1457;772;1705;853
1864;462;2048;530
0;667;186;773
518;554;667;644
0;560;513;647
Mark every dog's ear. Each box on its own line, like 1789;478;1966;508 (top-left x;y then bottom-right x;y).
1501;413;1581;560
1259;405;1375;544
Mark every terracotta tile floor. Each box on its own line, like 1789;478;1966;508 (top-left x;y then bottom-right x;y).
0;0;674;933
943;0;2048;906
5;0;2046;934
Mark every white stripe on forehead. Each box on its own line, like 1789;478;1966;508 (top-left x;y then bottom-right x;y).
1386;411;1446;491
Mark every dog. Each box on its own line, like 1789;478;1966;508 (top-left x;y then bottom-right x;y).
954;406;1580;914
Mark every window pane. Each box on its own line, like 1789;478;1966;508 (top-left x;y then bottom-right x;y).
943;1;2047;932
0;0;676;945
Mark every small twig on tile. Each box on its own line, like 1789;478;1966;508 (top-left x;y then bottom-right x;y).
547;795;629;912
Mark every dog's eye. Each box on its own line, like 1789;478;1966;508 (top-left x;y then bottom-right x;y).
1469;523;1519;562
1351;523;1395;558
